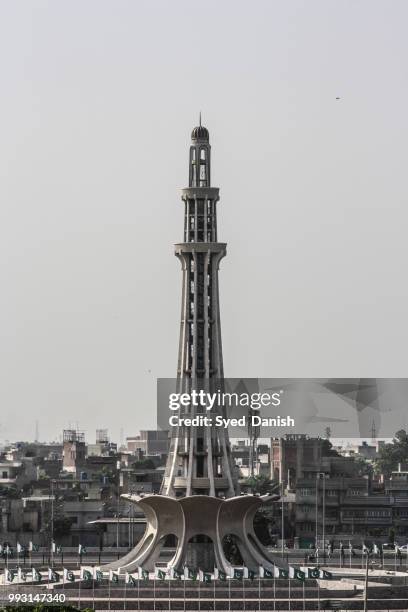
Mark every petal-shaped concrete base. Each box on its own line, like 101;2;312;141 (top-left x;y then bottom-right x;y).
103;493;283;574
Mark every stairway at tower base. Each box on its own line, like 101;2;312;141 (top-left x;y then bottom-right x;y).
102;493;282;574
46;578;408;611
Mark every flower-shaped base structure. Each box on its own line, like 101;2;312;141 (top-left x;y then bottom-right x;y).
103;493;282;574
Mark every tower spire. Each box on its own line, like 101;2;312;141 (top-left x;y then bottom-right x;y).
199;111;201;126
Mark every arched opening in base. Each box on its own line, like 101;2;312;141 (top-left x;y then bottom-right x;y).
155;534;179;564
186;534;215;572
222;534;244;566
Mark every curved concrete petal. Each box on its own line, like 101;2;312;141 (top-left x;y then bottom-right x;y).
103;495;184;573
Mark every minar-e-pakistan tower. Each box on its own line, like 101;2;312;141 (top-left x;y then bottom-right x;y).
162;119;237;500
105;121;280;574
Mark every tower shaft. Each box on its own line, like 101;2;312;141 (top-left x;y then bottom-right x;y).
161;124;237;499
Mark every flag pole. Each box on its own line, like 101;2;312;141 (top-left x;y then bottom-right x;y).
78;569;81;611
124;573;127;611
153;570;156;612
168;574;171;612
273;569;276;611
363;550;369;612
258;571;261;612
228;575;231;612
183;571;186;612
92;565;95;610
288;573;291;612
198;570;201;612
137;574;140;612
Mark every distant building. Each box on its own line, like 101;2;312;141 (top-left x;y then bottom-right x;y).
232;440;270;478
271;435;322;488
126;430;169;458
62;430;86;473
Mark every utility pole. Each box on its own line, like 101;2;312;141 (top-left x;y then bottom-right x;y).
50;480;55;567
281;481;285;557
322;473;326;556
116;461;121;549
315;473;319;548
363;550;369;612
316;472;326;555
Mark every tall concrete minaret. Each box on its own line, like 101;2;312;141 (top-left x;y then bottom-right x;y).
161;120;238;499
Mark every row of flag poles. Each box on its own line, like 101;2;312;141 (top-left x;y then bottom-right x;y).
3;563;333;584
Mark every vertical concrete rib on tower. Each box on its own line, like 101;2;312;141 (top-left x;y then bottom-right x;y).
161;124;237;499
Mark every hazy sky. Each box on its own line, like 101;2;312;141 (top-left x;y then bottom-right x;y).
1;0;408;444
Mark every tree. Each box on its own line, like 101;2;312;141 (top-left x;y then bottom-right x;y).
222;534;244;565
53;516;73;537
374;430;408;476
132;459;156;470
253;507;275;544
321;439;340;457
243;474;277;495
353;456;372;476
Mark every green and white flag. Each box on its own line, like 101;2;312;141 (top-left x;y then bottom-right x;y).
94;569;104;582
289;567;305;581
18;568;27;582
32;568;42;583
109;570;119;583
63;568;75;582
199;570;212;583
48;568;60;583
51;542;56;553
29;541;39;552
170;568;183;580
319;569;333;579
155;568;166;580
301;567;320;579
274;566;289;579
259;566;273;578
78;544;87;555
81;568;93;581
138;567;149;580
243;568;256;580
214;567;227;581
184;567;197;580
126;573;137;586
16;542;23;554
233;568;244;580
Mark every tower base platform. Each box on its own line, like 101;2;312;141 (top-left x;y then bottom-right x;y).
103;493;282;574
